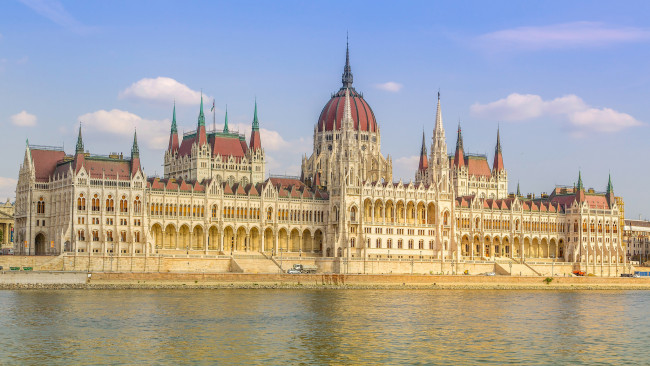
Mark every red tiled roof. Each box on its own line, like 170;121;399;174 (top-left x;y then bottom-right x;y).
30;149;66;182
177;133;248;160
466;156;491;178
585;195;610;209
268;177;305;189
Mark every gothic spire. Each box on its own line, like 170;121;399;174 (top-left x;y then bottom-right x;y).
198;92;205;127
75;123;84;154
131;129;139;158
607;172;614;194
252;99;259;131
249;101;262;150
493;126;504;171
421;130;427;156
495;126;502;154
223;106;229;133
341;35;353;88
577;171;584;190
455;121;464;152
418;130;428;172
434;91;445;140
453;121;465;168
516;181;521;196
171;101;177;134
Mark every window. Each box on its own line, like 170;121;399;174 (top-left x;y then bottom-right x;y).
134;231;140;243
37;197;45;214
120;196;128;213
106;231;114;242
133;196;142;214
398;239;403;249
77;194;86;211
92;194;100;212
92;230;99;241
77;229;85;241
106;195;114;212
120;231;126;242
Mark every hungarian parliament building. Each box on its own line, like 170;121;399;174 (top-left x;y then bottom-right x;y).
14;45;626;270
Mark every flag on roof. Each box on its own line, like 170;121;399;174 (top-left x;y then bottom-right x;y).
211;99;215;112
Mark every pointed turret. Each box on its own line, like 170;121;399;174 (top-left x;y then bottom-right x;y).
196;93;207;146
131;130;139;158
75;124;84;155
168;103;180;152
131;130;141;176
516;181;521;196
249;100;262;150
493;127;504;172
606;172;615;207
341;36;353;89
342;87;354;131
418;130;428;172
434;91;445;140
576;171;586;202
453;122;465;168
74;124;85;172
223;106;229;133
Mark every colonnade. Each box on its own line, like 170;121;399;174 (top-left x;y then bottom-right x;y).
151;223;325;255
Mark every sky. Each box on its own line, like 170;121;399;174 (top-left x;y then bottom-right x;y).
1;0;649;218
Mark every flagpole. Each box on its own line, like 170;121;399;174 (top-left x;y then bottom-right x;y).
212;99;216;132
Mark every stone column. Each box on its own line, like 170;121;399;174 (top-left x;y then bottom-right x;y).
204;231;208;254
261;230;265;252
220;231;224;252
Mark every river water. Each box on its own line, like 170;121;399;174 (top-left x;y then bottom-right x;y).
0;289;647;365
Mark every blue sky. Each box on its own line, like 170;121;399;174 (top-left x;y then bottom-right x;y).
1;0;649;217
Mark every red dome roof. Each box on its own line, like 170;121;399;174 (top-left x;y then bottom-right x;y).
317;87;378;132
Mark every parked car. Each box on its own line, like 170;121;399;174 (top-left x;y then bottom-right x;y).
483;272;496;276
620;273;633;277
287;268;301;274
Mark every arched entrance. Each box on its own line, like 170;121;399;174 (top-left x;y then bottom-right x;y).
35;233;46;255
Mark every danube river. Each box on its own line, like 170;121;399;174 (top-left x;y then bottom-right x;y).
0;289;647;365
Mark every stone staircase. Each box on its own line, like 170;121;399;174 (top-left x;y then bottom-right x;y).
231;254;282;274
495;262;541;276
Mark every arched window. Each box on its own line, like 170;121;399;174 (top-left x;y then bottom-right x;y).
37;197;45;214
92;195;100;212
212;204;218;218
443;212;449;226
418;239;424;249
408;239;414;249
350;206;357;222
77;194;86;211
134;231;140;242
106;195;114;212
133;196;141;214
120;196;128;213
77;229;85;241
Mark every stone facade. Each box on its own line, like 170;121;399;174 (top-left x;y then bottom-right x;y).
13;43;626;273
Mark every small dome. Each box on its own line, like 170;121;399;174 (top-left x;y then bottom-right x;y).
317;87;378;132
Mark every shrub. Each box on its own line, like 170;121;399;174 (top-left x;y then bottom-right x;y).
544;277;553;285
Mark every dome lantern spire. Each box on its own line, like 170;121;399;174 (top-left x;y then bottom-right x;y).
342;35;353;89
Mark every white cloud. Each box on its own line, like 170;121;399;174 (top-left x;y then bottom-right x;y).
0;177;17;201
119;77;211;106
20;0;92;34
375;81;403;92
393;155;419;182
78;109;169;149
478;22;650;50
10;110;37;127
471;93;642;133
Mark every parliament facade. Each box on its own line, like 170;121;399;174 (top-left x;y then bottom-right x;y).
14;45;627;274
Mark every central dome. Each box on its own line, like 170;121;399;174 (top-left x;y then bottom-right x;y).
317;87;378;132
316;43;378;133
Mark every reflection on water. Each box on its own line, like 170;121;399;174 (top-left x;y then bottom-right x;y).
0;289;647;365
